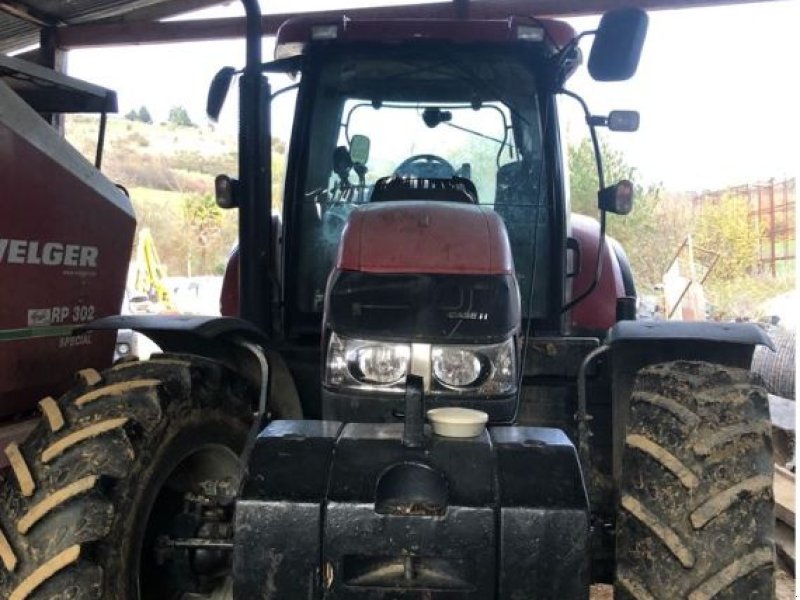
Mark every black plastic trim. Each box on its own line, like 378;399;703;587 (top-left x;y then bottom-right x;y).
607;320;775;350
80;314;271;352
322;388;516;424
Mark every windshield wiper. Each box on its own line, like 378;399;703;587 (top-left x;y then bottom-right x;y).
443;121;515;154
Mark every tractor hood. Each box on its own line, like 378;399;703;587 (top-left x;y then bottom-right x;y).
335;201;514;276
324;201;521;346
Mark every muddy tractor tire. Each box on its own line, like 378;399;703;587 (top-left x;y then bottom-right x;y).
0;355;252;600
615;361;774;600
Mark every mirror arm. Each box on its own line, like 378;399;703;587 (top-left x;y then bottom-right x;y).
554;30;596;66
550;30;595;90
587;115;608;128
560;88;607;314
561;89;605;189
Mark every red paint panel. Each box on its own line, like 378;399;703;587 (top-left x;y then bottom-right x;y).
221;247;239;317
0;84;135;417
568;213;625;331
337;202;514;275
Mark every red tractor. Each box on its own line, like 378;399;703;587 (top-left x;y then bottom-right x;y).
0;2;775;599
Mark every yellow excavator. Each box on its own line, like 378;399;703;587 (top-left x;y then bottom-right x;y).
131;227;176;312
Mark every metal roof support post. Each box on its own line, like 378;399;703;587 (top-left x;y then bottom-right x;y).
39;26;67;132
238;0;273;333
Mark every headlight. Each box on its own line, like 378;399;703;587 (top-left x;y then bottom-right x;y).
116;342;131;355
431;338;515;395
432;347;482;388
325;333;515;396
325;333;410;392
355;344;410;384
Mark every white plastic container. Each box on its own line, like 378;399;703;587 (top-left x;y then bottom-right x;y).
426;407;489;438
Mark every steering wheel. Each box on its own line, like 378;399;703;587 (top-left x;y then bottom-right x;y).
394;154;455;179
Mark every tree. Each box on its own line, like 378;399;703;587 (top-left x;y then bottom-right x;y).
272;137;287;212
124;109;139;121
137;106;153;124
183;193;224;275
693;195;762;282
568;138;642;217
168;105;194;128
568;137;689;292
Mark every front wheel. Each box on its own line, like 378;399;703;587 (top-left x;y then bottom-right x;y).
615;361;774;599
0;355;252;600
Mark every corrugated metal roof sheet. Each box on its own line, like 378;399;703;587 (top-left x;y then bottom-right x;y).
0;10;38;51
33;0;170;23
0;0;181;53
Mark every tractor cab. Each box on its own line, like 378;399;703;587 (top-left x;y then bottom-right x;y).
215;10;645;421
277;19;561;334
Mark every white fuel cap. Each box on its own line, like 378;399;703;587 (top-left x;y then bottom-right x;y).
426;407;488;438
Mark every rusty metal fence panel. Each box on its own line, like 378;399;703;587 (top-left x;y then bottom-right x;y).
692;178;795;277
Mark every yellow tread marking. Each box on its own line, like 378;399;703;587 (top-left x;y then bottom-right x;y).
626;434;699;489
73;379;160;407
621;495;695;568
690;475;773;529
693;422;770;456
687;547;773;600
76;368;101;386
17;476;98;535
617;574;656;600
695;385;752;407
111;358;189;371
41;418;128;464
8;545;81;600
0;525;18;572
5;443;35;497
634;391;699;427
38;396;65;432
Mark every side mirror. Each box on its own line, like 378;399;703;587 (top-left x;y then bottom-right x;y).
350;134;371;165
206;67;236;121
589;8;648;82
608;110;640;132
598;180;634;215
589;110;640;132
215;174;239;209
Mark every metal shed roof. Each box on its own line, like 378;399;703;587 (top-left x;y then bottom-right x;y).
0;0;779;55
0;0;223;52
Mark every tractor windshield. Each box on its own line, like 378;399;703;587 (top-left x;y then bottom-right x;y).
293;48;551;320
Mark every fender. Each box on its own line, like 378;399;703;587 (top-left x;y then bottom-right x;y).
608;319;774;354
81;315;303;418
606;319;774;488
220;212;281;318
608;238;636;299
568;214;626;332
82;314;268;355
220;247;239;317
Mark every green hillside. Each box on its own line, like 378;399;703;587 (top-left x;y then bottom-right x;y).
65;115;242;277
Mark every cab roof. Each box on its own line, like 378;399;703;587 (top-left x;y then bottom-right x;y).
275;15;575;60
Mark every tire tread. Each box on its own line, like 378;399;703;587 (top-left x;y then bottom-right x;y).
615;361;774;600
0;355;251;599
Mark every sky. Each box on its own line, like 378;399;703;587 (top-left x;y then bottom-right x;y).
65;0;799;192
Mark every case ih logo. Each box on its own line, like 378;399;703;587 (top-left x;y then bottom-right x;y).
0;238;98;268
